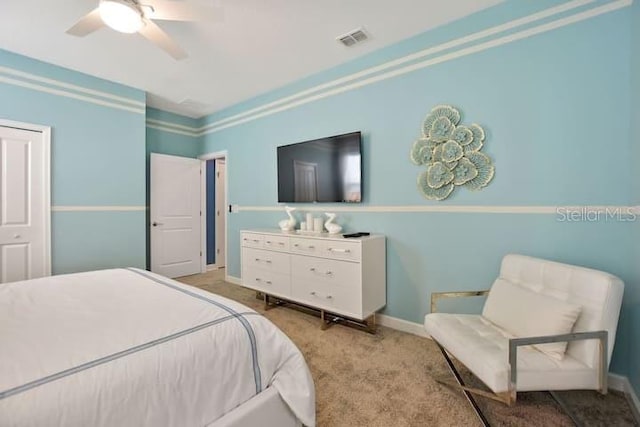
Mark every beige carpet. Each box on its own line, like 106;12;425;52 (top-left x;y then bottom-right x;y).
178;270;638;427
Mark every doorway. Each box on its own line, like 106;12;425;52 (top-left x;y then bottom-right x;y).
0;120;51;283
200;151;227;273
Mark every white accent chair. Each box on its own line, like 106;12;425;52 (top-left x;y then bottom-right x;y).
424;254;624;424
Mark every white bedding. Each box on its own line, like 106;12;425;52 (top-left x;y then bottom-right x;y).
0;268;315;427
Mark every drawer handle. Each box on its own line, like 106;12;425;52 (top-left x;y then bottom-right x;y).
266;280;272;285
294;244;315;249
254;258;272;264
265;240;284;246
328;248;351;253
255;278;272;285
326;295;333;300
309;268;333;276
310;291;317;296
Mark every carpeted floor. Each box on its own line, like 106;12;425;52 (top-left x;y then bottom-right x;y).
178;270;638;427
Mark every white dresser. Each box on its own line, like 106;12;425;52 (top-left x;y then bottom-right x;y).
240;229;386;328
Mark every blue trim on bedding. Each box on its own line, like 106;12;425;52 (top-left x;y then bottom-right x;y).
0;312;260;400
126;268;263;394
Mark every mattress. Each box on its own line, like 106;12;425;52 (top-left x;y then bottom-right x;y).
0;268;315;426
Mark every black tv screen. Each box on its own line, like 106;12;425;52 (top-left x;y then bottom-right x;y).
277;132;362;203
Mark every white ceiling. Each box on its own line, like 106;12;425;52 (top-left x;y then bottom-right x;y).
0;0;502;118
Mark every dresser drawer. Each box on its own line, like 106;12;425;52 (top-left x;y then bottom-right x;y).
321;240;361;262
291;255;360;289
241;232;263;248
242;247;290;274
242;268;291;297
262;235;290;252
292;281;361;319
290;237;322;256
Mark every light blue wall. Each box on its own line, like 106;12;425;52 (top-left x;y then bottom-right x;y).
199;1;637;383
146;107;200;158
0;49;146;273
629;0;640;395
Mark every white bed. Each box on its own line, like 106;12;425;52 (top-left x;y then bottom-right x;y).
0;268;315;427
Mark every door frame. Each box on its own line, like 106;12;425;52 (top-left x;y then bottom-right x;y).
199;150;228;279
213;158;226;269
0;119;51;277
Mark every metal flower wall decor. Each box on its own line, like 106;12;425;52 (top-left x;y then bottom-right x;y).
410;105;494;200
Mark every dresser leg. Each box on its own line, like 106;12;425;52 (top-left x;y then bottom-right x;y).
264;293;275;311
264;293;286;311
320;310;337;330
364;314;377;334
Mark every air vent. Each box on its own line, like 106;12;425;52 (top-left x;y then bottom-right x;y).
337;28;369;47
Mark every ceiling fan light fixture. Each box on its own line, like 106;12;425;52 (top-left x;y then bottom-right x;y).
99;0;144;34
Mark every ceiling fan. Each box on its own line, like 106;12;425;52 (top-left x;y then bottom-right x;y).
66;0;222;60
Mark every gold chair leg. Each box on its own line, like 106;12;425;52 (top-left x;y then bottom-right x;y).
433;340;491;427
549;391;582;426
435;379;513;405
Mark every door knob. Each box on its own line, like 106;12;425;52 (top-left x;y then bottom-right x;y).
13;234;20;239
152;222;163;227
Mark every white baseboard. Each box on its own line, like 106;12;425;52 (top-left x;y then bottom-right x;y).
377;313;429;338
206;264;220;271
609;373;627;392
226;275;241;285
609;373;640;421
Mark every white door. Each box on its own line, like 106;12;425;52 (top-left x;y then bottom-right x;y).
151;153;201;278
214;159;226;267
293;160;318;202
0;125;50;283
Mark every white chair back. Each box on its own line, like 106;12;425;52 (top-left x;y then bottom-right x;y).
497;254;624;368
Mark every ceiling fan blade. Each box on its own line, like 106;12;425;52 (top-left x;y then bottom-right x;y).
139;19;187;60
145;1;224;22
66;8;105;36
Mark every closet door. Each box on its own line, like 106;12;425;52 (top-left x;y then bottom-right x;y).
0;125;50;283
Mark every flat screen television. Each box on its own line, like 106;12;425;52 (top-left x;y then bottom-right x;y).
277;131;362;203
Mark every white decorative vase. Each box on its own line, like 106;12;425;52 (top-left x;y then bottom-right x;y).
279;206;297;231
324;212;342;234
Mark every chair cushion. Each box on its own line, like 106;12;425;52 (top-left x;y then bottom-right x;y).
424;313;598;393
499;254;623;368
482;278;582;360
